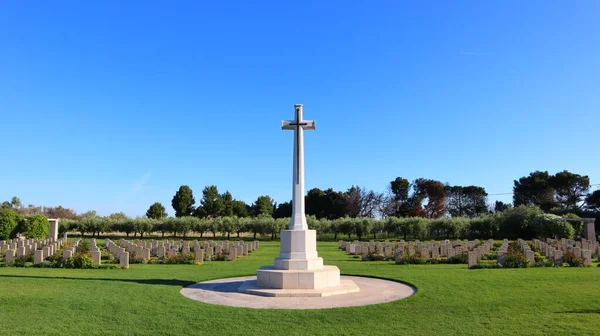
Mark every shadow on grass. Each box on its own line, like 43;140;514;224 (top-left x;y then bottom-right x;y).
187;280;247;293
557;309;600;314
0;274;194;287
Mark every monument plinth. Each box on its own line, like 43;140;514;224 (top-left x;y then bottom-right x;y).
239;104;358;297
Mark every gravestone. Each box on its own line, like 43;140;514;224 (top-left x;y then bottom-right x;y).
34;250;44;264
525;251;535;267
16;246;25;257
582;250;591;266
63;249;73;260
91;251;101;265
120;252;129;269
5;249;15;264
195;249;204;264
467;251;477;268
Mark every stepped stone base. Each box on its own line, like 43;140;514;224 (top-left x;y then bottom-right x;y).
238;278;359;297
239;265;359;297
256;265;340;289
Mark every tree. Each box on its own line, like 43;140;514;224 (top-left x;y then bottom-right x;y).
133;217;155;238
386;177;412;217
345;186;384;218
414;178;447;218
549;170;590;210
253;195;275;216
171;185;195;217
322;188;349;219
43;206;78;220
232;200;250;217
445;185;488;218
586;190;600;211
221;191;234;217
273;201;293;218
513;171;556;212
306;188;326;218
146;202;168;219
196;185;223;218
494;201;512;213
10;196;22;209
108;212;129;221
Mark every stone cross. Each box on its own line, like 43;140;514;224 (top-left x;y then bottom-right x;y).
281;104;315;231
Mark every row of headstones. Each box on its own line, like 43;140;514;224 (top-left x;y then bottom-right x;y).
466;240;495;268
106;239;130;269
534;238;598;266
118;239;260;262
340;239;491;260
2;237;69;265
487;239;534;268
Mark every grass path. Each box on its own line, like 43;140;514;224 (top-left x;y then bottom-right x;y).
0;241;599;335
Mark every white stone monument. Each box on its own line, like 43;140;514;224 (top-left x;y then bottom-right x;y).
48;219;59;241
239;104;359;297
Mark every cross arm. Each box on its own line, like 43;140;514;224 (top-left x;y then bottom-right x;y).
282;120;295;130
301;120;315;130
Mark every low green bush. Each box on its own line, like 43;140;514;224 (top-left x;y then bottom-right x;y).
361;253;393;262
395;255;428;265
163;254;195;264
210;253;230;261
448;253;468;264
501;242;529;268
482;252;498;261
535;260;554;267
471;263;501;269
64;254;94;269
563;252;585;267
12;256;33;267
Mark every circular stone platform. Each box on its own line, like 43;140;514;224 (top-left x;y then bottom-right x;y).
180;275;416;309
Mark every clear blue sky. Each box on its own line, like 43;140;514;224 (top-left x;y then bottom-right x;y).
1;1;598;217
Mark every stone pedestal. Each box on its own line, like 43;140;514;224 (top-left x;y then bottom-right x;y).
48;219;59;241
585;220;596;242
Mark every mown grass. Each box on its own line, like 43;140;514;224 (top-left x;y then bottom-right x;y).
0;241;599;336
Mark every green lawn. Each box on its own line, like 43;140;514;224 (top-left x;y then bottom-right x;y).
1;241;599;336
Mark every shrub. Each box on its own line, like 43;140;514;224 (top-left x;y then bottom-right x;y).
447;253;468;264
533;214;575;239
535;260;554;267
502;242;529;268
0;210;23;240
18;214;49;239
563;252;585;267
164;253;195;264
46;250;63;263
76;240;90;254
482;252;498;261
471;263;501;269
395;255;428;265
361;253;392;262
211;253;230;261
64;254;94;269
496;205;543;239
12;255;33;267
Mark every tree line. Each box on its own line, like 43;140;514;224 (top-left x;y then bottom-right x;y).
1;169;598;241
158;170;599;221
49;205;589;242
